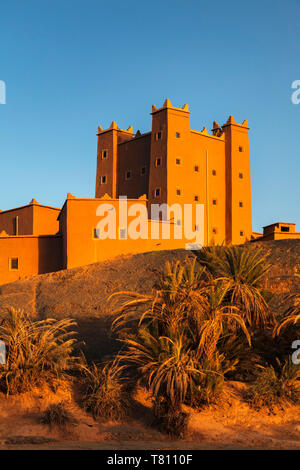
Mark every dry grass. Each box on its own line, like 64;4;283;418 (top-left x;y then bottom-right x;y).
80;360;129;421
0;307;79;395
40;402;77;429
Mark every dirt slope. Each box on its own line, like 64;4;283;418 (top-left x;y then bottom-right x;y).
0;240;299;360
1;382;300;450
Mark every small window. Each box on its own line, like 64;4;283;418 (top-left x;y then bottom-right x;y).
195;225;199;231
176;189;181;196
13;216;19;236
239;146;243;152
239;201;243;207
194;165;199;172
156;131;162;141
176;219;181;226
212;228;218;234
119;228;127;239
93;228;100;239
140;166;147;175
240;230;244;236
10;258;19;270
281;226;290;232
154;188;161;198
212;199;217;205
194;195;199;201
239;172;243;179
101;150;108;159
212;169;216;176
176;132;180;138
155;157;161;167
125;170;132;180
176;158;181;165
100;175;107;184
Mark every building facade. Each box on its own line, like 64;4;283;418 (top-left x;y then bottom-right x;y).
96;99;252;245
0;99;269;286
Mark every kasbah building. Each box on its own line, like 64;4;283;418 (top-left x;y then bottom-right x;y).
0;99;299;286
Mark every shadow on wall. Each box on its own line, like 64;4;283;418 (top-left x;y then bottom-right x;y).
38;236;63;275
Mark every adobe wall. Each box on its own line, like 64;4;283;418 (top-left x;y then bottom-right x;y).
189;131;226;244
223;119;252;244
117;133;151;198
256;232;300;242
59;197;193;270
0;205;34;235
0;235;62;285
0;203;60;237
32;205;60;235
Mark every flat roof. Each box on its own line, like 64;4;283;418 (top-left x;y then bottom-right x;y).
58;195;148;219
0;202;61;215
263;222;296;228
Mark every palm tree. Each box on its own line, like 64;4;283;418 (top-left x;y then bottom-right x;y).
192;280;251;361
197;245;273;328
274;273;300;336
109;259;252;435
158;257;207;303
110;258;209;335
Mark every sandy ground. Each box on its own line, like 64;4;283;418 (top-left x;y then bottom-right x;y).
0;382;300;450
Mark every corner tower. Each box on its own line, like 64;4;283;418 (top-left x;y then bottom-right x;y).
95;122;133;198
222;116;252;244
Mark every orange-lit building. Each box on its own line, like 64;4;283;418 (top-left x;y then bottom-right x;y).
2;98;285;286
96;99;252;246
0;199;61;284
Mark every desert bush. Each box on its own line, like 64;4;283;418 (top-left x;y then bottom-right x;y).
41;402;76;429
191;354;230;407
247;358;300;410
80;360;128;420
0;307;78;394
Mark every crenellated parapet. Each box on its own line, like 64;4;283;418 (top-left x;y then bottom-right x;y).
97;121;134;136
151;99;189;114
222;115;249;129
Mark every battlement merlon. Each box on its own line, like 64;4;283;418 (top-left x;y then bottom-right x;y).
222;115;249;130
96;121;134;136
151;99;190;115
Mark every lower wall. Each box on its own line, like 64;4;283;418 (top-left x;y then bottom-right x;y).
0;235;62;285
253;232;300;242
66;220;197;270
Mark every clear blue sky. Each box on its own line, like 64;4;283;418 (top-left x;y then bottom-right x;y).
0;0;299;232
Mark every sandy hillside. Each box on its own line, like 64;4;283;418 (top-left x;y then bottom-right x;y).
0;240;299;360
0;240;299;449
